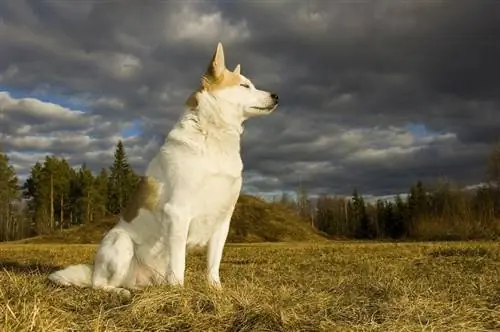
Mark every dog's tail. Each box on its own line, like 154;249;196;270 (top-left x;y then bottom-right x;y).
48;264;93;287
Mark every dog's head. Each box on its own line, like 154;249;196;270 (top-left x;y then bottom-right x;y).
187;42;279;120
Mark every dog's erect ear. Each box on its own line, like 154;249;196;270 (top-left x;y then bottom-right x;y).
233;64;241;75
205;42;226;80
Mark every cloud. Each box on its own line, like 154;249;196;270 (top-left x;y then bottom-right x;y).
0;1;499;198
166;5;251;45
0;91;158;177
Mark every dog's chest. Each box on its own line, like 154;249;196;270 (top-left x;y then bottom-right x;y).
186;151;242;245
152;131;243;245
192;150;242;214
185;172;241;246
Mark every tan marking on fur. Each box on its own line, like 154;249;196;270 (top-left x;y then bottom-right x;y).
122;176;161;223
185;91;199;109
202;69;241;91
184;42;242;108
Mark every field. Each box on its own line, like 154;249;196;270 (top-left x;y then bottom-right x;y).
0;241;499;331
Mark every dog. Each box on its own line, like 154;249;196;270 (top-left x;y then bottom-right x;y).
48;42;279;297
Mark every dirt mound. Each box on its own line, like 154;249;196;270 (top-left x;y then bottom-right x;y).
21;195;325;244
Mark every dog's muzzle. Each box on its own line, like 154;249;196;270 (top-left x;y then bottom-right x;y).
271;93;279;105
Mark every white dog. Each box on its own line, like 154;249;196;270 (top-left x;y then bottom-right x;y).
48;42;279;296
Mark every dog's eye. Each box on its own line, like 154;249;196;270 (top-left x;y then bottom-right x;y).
240;83;250;89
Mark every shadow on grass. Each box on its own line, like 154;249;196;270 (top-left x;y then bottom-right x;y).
0;260;61;274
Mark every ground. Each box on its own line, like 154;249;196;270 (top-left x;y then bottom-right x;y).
0;241;499;331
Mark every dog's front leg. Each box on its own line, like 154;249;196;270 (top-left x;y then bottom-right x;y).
162;204;190;286
207;218;231;288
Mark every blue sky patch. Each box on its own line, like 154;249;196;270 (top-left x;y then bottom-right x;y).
121;119;143;137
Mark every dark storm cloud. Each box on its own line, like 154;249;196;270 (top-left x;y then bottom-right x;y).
1;0;499;197
219;1;500;136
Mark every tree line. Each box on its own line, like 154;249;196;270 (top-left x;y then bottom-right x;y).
282;144;500;241
0;141;139;241
1;141;499;242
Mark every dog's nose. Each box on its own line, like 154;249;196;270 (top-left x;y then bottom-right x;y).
271;93;279;103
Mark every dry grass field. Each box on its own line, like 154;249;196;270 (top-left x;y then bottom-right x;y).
0;241;499;331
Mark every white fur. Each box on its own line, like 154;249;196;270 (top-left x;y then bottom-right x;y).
48;43;278;296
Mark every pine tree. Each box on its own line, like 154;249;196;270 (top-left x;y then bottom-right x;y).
107;141;139;215
375;200;387;238
23;162;50;234
0;151;21;241
393;194;409;238
352;189;372;239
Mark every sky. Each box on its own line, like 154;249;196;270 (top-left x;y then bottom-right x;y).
0;0;499;199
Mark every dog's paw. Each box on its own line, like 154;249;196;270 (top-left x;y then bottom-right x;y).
208;280;223;290
113;287;132;299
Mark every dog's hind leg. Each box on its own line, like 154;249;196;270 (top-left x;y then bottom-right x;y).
91;227;135;297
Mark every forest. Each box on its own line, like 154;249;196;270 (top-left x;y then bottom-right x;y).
1;141;499;242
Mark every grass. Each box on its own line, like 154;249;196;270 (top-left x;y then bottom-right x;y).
0;241;499;331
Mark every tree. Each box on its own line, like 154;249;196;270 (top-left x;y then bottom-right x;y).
22;157;73;233
351;189;373;239
77;163;95;224
107;141;139;215
94;168;109;220
55;158;72;230
65;164;108;226
407;181;428;230
487;142;500;187
393;194;409;238
66;167;79;226
23;162;50;234
44;157;56;230
296;185;313;226
0;151;21;241
41;156;72;231
375;200;388;238
314;195;350;237
279;192;292;206
315;194;335;235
